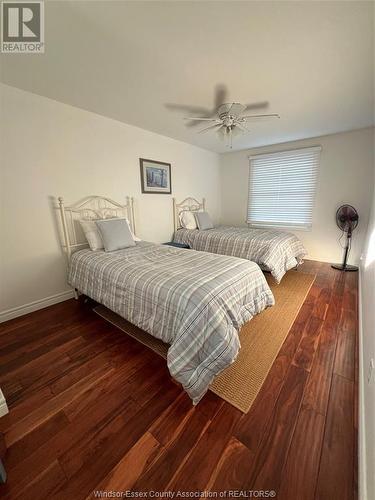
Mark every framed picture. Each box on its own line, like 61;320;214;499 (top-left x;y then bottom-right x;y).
139;158;172;194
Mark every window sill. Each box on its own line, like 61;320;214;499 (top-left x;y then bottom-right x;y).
247;222;312;232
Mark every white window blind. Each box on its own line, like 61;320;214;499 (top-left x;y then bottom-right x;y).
247;146;320;230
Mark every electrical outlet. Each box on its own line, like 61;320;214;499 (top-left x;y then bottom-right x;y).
367;359;374;384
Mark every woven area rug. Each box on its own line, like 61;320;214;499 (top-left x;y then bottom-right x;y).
94;270;315;413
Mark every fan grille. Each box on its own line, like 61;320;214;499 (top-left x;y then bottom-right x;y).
335;204;359;231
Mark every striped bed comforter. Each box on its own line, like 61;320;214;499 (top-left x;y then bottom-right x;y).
173;226;307;283
68;242;274;404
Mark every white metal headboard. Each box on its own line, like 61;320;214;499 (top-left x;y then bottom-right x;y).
58;195;135;262
173;197;206;232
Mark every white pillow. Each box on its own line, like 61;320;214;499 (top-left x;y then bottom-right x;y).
124;218;141;242
80;217;140;251
80;220;103;251
179;210;198;230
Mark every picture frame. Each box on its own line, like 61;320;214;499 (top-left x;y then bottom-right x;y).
139;158;172;194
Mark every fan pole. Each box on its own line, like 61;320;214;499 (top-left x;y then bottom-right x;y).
331;227;358;272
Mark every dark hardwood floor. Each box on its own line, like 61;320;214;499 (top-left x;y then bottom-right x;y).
0;261;358;499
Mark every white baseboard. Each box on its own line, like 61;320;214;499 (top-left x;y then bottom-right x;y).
0;290;74;324
0;390;9;418
358;268;367;500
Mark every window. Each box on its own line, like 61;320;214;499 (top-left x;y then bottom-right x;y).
247;146;320;230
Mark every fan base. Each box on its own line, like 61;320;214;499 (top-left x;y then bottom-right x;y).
331;264;358;272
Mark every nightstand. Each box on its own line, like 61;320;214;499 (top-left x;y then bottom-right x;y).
163;242;190;249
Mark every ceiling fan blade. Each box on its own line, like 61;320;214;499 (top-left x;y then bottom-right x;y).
214;84;228;109
201;84;228;118
198;123;223;134
243;101;269;112
184;117;222;128
242;113;280;121
165;103;212;115
183;117;220;122
167;85;227;121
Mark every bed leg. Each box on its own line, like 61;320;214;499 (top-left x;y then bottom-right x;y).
74;288;79;300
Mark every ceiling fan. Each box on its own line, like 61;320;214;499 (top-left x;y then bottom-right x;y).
166;85;280;148
184;102;280;148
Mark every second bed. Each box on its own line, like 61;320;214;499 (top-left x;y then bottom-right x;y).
172;197;307;283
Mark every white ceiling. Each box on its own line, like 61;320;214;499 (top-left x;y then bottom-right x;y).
1;0;374;153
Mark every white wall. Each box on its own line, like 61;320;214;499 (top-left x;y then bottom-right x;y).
220;129;374;265
0;84;221;320
360;147;375;500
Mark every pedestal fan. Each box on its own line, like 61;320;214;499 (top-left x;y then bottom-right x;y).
331;204;359;272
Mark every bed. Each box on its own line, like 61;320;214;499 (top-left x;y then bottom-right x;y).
172;197;307;283
58;195;275;404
